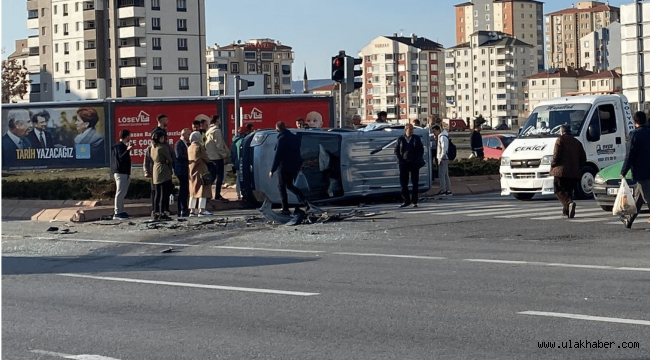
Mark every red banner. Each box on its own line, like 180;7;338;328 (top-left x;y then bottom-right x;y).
113;102;217;163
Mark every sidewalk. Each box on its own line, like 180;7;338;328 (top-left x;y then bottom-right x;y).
2;176;501;222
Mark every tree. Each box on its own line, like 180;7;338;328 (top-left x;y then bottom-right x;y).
2;59;31;103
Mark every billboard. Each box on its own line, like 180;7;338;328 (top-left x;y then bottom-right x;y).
224;97;332;140
1;104;108;170
113;101;218;164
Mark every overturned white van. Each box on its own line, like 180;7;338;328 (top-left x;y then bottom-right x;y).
500;94;634;200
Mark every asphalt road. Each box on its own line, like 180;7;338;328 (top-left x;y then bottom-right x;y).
3;193;649;359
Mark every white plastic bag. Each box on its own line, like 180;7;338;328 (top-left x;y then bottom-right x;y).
612;180;636;216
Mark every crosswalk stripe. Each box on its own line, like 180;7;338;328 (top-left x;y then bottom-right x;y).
404;204;515;215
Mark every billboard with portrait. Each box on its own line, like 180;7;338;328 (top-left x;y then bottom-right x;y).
1;103;108;170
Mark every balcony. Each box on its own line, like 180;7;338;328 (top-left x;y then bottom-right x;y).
118;5;145;19
27;36;39;48
121;86;147;97
120;66;147;78
27;18;39;30
118;26;145;39
386;86;396;95
119;46;146;58
85;68;97;79
84;48;97;59
496;52;513;60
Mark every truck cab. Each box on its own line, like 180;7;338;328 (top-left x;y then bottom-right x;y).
500;94;633;200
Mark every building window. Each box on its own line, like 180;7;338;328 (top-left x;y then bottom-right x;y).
178;58;188;70
64;62;70;74
244;52;256;60
55;43;59;53
282;65;290;75
263;63;270;72
154;77;163;90
54;24;58;34
64;42;69;54
248;63;256;72
86;80;97;89
54;5;57;14
65;81;70;93
179;77;189;90
152;18;161;30
177;19;187;31
261;52;273;60
153;57;162;70
152;37;161;50
63;3;68;15
152;0;160;10
177;0;186;11
177;38;188;50
231;62;239;73
42;26;46;35
210;90;219;96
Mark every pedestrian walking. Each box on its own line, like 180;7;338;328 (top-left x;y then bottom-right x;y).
269;121;310;215
111;129;132;220
151;131;174;221
205;115;230;202
432;125;452;196
188;131;213;216
175;128;191;217
395;123;425;208
619;111;650;228
550;124;586;218
470;124;484;159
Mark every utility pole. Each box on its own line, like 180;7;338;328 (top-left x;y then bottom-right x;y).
234;75;241;131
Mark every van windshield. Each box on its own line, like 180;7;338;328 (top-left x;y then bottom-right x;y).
519;104;591;138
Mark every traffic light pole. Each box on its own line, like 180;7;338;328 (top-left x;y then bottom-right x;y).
339;82;346;128
234;75;241;131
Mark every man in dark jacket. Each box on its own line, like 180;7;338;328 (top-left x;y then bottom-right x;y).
175;128;191;217
469;125;484;159
550;124;587;218
111;129;132;220
620;111;650;228
269;121;309;215
395;123;425;208
231;126;249;200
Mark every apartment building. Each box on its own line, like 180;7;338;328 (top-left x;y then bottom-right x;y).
359;34;445;123
545;1;620;71
205;39;294;96
575;70;622;94
25;0;206;102
621;0;649;111
310;83;361;126
445;31;534;128
455;0;544;71
578;21;621;72
526;67;593;113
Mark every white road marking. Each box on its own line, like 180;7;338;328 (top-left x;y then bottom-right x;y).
38;238;323;254
518;311;650;326
465;207;557;217
404;204;515;215
31;349;121;359
530;209;607;220
58;274;319;296
334;252;446;260
464;258;650;272
495;209;561;218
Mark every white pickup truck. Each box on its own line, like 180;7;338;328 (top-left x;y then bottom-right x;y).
500;94;634;200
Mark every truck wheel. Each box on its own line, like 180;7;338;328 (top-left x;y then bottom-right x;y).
513;193;534;200
575;166;597;199
600;205;613;212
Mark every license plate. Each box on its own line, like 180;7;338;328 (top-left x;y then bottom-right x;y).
607;188;618;195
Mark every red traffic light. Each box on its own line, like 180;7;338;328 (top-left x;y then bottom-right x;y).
333;58;343;67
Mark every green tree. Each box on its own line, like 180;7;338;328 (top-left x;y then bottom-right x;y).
2;59;31;103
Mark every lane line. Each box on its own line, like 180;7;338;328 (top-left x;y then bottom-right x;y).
58;274;319;296
334;252;446;260
38;238;324;254
30;349;121;359
463;259;650;272
518;311;650;326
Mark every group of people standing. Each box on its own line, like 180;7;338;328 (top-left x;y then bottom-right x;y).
110;114;253;221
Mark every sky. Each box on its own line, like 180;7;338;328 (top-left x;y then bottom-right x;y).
1;0;630;80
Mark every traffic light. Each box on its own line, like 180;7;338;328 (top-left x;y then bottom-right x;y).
345;56;363;93
331;54;345;82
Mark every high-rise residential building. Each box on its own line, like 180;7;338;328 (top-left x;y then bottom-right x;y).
25;0;206;102
359;34;445;123
455;0;544;71
445;31;534;128
205;39;294;96
545;1;620;71
578;21;621;72
621;0;648;111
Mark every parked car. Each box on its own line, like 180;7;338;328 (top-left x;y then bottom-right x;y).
237;127;433;206
593;161;644;211
493;123;510;131
482;134;516;159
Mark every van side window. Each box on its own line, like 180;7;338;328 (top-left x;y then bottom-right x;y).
597;104;616;135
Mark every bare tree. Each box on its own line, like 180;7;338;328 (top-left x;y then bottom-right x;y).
2;59;32;103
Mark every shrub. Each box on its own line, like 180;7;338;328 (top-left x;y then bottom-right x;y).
1;178;152;200
448;158;500;177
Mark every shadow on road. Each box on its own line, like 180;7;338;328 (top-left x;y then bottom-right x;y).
2;255;318;276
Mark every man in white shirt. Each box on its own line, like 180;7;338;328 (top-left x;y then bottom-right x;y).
432;125;452;196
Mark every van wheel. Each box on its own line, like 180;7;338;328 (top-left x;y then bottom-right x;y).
600;205;613;212
513;193;534;200
575;166;597;199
